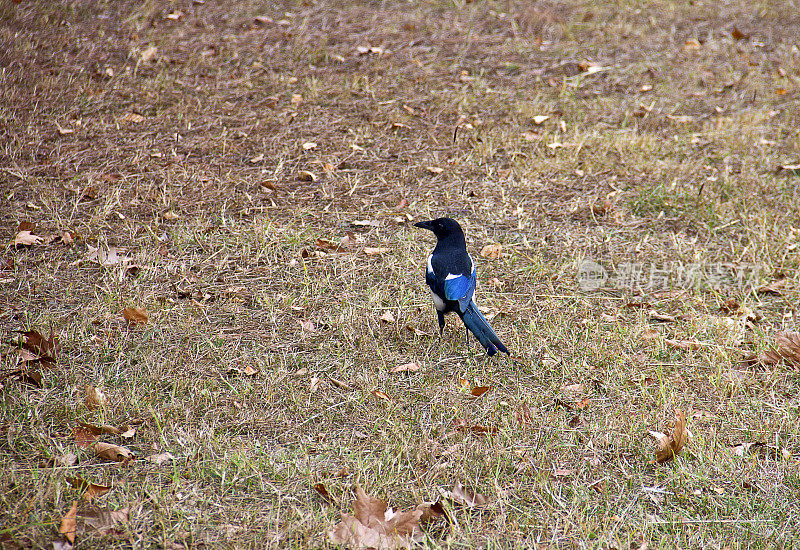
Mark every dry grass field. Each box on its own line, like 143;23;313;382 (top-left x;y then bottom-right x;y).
2;0;800;548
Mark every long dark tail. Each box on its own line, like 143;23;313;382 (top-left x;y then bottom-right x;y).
460;301;509;356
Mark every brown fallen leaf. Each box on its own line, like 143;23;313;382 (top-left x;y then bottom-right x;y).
415;500;448;524
327;486;424;549
59;501;78;544
777;163;800;175
665;339;702;351
649;310;676;323
78;504;130;537
297;170;317;182
453;418;498;435
73;426;100;449
380;311;396;323
757;278;785;296
649;408;688;463
329;377;352;390
371;389;392;402
243;364;258;376
122;306;148;325
390;362;421;374
298;319;316;332
84;385;108;410
718;298;740;314
364;247;390;256
65;477;111;501
144;452;175;465
77;422;133;438
94;442;135;463
449;480;488;507
551;467;574;480
55;452;79;467
316;238;346;252
406;325;427;337
758;332;800;368
575;397;591;410
13;230;43;246
731;26;750;40
86;245;132;267
19;328;59;358
313;483;336;504
562;383;584;396
120;112;145;123
731;441;788;460
480;243;502;260
0;364;44;388
470;386;492;397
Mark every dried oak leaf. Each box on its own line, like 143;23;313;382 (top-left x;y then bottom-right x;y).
65;477;111;501
313;483;337;504
415;500;448;524
122;307;148;325
59;501;78;544
449;480;488;507
758;332;800;368
77;422;135;438
84;385;108;410
371;389;392;402
19;328;59;358
94;442;135;462
470;386;492;397
86;245;132;267
649;408;688;463
480;243;502;260
380;311;396;323
327;486;424;550
73;426;100;449
452;418;498;435
757;278;785;296
390;362;420;374
144;452;175;465
13;230;43;247
79;504;130;537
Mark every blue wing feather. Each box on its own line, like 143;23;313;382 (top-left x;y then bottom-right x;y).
443;268;476;312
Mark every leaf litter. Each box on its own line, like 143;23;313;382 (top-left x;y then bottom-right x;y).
649;408;688;463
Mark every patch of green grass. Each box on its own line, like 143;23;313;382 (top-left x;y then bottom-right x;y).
3;0;800;548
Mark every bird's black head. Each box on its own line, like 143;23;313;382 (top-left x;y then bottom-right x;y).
414;217;464;239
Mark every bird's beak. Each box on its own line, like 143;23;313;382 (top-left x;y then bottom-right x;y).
414;220;433;231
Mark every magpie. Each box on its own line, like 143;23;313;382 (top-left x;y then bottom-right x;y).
414;217;509;356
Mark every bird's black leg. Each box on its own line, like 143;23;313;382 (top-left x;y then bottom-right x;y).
464;326;469;350
437;311;445;337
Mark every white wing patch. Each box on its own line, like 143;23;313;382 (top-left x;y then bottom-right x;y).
426;255;433;274
445;273;461;280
